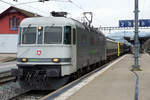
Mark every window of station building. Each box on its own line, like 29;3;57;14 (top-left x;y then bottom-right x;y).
9;16;20;31
64;26;71;44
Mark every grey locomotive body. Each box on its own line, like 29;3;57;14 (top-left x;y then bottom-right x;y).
12;16;106;90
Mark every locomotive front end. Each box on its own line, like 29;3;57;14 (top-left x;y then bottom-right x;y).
12;17;76;90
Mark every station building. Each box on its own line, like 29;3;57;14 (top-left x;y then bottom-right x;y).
0;6;41;53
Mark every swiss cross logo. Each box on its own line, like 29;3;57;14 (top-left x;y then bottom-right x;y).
37;50;42;56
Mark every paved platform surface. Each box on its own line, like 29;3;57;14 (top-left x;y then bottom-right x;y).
65;54;150;100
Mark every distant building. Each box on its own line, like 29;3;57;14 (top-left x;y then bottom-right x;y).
0;6;41;53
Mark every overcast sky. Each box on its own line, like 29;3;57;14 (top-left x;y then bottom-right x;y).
0;0;150;27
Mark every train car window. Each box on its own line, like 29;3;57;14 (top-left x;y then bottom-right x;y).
73;28;76;45
22;27;36;44
64;26;71;44
44;27;62;44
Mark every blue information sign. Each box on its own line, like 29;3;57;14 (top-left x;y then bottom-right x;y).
139;19;150;27
119;20;134;27
119;19;150;27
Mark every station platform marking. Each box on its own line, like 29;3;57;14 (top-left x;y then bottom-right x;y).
53;55;127;100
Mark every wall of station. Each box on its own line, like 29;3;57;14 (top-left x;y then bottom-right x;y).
0;34;17;53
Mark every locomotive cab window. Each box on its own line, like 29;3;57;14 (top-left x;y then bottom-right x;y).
44;27;62;44
64;26;71;44
22;27;36;44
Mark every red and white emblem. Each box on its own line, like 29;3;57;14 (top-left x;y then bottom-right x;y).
37;50;42;56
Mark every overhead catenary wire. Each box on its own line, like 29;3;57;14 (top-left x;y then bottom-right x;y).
0;0;85;15
0;0;103;27
45;0;85;11
0;0;15;6
47;0;72;2
68;0;84;11
0;0;49;16
17;4;49;15
15;1;40;6
140;0;147;19
66;0;106;27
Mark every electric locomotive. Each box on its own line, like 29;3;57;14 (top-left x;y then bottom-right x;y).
12;12;106;90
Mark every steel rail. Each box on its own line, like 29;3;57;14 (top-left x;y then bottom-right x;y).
0;71;15;84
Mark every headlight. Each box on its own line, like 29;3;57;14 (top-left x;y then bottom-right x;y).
52;58;60;63
38;26;41;30
21;58;27;62
38;26;43;30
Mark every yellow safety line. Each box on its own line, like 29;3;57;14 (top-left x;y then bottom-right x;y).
118;42;120;56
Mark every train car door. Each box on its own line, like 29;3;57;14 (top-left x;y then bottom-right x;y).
71;28;77;72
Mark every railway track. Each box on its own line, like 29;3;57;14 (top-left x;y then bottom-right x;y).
0;71;15;84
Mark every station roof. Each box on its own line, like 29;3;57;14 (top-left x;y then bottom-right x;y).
124;36;150;45
0;6;42;18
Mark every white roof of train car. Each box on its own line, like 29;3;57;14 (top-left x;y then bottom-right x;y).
20;16;105;36
20;17;84;28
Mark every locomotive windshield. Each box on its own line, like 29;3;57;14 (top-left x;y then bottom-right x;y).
44;27;62;44
19;26;64;44
22;27;36;44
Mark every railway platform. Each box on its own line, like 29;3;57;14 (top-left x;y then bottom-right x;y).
0;61;17;73
0;53;17;73
0;53;16;63
42;53;150;100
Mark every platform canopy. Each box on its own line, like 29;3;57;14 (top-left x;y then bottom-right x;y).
124;36;150;45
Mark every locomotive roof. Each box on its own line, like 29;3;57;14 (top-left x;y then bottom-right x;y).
20;16;105;36
20;16;85;28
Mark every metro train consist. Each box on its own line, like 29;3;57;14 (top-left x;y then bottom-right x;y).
12;12;130;90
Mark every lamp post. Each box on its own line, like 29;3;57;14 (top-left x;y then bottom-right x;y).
132;0;142;71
